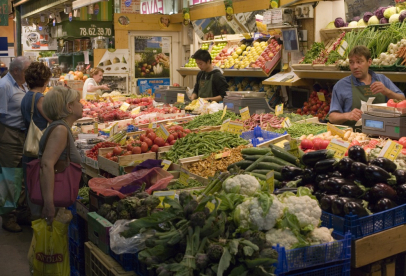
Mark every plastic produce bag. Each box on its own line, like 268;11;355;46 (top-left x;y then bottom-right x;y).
110;219;155;254
29;209;72;276
0;167;23;215
89;167;173;198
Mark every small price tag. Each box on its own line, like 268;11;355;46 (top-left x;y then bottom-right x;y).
327;123;345;138
119;136;127;146
179;170;190;186
240;106;250;121
266;171;275;193
215;151;231;159
153;191;176;208
317;92;326;102
156;124;169;140
161;160;172;171
275;104;284;116
131;106;141;115
206;198;221;212
281;117;292;128
227;121;244;135
378;140;403;161
93;122;98;134
327;138;350;159
220;118;231;131
177;93;185;103
120;102;130;112
221;105;228;120
148;122;157;129
284;139;299;157
109;123;118;137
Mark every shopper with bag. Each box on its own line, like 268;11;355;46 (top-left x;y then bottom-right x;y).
21;62;52;220
0;56;31;232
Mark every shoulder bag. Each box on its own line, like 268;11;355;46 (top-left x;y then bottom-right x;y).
23;92;44;157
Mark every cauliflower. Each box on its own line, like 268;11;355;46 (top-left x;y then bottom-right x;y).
308;227;335;244
222;174;261;196
283;195;321;229
234;194;284;231
265;228;299;250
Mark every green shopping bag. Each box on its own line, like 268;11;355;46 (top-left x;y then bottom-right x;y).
0;167;23;215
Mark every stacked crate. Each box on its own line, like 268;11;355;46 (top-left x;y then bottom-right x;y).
68;204;87;276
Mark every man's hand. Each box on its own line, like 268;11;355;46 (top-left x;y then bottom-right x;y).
346;108;363;121
371;81;390;96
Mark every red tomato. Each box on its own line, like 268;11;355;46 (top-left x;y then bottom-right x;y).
164;142;170;146
300;139;313;149
304;149;315;153
387;99;398;107
167;134;174;143
106;152;113;158
146;128;154;135
184;129;191;134
132;147;142;154
140;134;147;142
154;137;165;147
170;140;176;145
113;146;123;156
112;156;118;162
140;142;148;153
150;145;159;152
320;140;330;150
147;132;157;141
126;144;133;152
312;138;323;150
397;100;406;108
144;138;153;147
124;151;132;155
398;137;406;147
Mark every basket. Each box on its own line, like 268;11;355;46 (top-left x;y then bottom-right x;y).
69;223;86;244
369;63;397;72
241;126;287;147
276;259;350;276
321;202;406;240
109;250;138;272
395;57;406;72
69;238;85;260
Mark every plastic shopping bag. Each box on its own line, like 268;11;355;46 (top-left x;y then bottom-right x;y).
30;214;71;276
0;167;23;215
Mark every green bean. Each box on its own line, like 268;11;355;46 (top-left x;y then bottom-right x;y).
185;110;240;129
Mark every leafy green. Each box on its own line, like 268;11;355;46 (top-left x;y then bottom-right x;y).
217;192;245;212
217;248;232;276
300;42;325;64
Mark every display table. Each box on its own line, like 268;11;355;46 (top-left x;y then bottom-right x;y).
295;70;406;83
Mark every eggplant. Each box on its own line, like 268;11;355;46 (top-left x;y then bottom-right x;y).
301;149;335;167
335;157;354;176
301;168;315;184
314;158;337;174
293;175;303;181
364;165;394;185
394;170;406;185
340;184;364;198
351;162;368;178
320;195;338;213
332;197;362;217
396;184;406;204
363;190;373;202
314;190;328;201
370;157;397;173
329;171;343;178
273;187;298;195
343;201;369;217
374;198;397;212
316;174;329;184
348;146;367;164
370;183;398;202
323;177;351;193
281;166;304;181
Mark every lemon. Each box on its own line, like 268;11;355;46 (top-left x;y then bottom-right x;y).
271;0;279;8
226;7;233;15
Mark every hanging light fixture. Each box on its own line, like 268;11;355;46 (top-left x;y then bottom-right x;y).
40;14;45;22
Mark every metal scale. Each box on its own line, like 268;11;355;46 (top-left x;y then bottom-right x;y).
223;91;273;114
154;86;188;104
362;103;406;139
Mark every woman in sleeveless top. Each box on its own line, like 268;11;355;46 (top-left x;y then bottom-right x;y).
37;87;83;224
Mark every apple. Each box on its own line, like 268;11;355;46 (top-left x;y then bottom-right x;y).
235;48;243;55
269;53;274;58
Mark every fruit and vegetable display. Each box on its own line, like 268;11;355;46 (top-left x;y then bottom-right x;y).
166;178;205;190
184;110;240;129
184;43;211;67
295;89;331;120
211;42;228;63
387;98;406;108
271;123;331;138
86;141;121;160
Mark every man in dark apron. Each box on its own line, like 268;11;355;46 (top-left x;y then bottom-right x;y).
190;49;228;102
329;46;405;127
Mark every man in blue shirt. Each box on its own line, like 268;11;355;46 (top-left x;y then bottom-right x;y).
0;56;31;232
329;46;405;126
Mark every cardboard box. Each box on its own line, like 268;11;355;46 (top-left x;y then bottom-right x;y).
87;212;112;255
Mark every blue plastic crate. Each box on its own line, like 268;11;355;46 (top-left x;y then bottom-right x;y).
68;224;86;244
70;253;85;274
70;213;86;229
241;126;287;147
69;238;85;260
277;259;351;276
321;202;406;240
109;249;137;272
273;232;351;274
70;266;81;276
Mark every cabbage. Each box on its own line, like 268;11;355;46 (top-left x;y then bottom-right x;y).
399;10;406;22
348;21;358;27
363;12;374;22
380;18;389;24
374;7;387;19
389;13;400;23
368;15;380;25
325;21;336;29
334;17;346;28
384;7;397;19
357;18;368;27
352;16;361;22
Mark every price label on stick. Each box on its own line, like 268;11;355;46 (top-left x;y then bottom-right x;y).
227;121;244;135
240;106;250;121
281;117;292;128
327;123;345;138
156;124;169;140
326;138;350;159
120;102;130;111
177;93;185;103
179;169;190;186
220;118;231;131
266;171;275;193
284;139;299;157
131;106;141;115
317;92;326;102
378;140;403;161
153;191;176;208
221;105;228;120
148;122;157;129
275;104;284;116
161;160;172;171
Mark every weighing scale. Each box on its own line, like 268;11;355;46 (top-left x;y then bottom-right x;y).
154;86;188;104
223;91;273;114
362;103;406;139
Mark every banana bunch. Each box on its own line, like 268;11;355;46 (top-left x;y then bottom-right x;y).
185;98;208;111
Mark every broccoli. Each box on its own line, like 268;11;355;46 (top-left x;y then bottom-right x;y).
98;204;112;217
249;231;267;250
183;199;198;219
196;253;209;270
112;201;118;211
118;210;131;220
179;191;193;207
117;197;140;215
142;196;160;210
259;248;278;260
190;212;206;228
207;244;223;262
133;205;149;219
105;210;118;224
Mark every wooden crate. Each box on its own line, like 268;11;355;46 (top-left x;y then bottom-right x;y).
157;145;172;160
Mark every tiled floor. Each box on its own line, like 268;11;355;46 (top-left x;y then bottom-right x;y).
0;218;32;276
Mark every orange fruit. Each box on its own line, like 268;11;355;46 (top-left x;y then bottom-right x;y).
83;75;88;81
73;76;79;80
68;71;74;74
76;72;84;79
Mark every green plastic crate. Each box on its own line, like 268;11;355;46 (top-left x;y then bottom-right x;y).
369;63;397;72
396;58;406;72
87;212;112;255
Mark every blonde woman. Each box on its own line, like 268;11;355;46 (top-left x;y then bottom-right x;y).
35;87;82;223
82;67;109;100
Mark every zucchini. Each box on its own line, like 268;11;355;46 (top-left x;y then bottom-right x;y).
241;148;273;155
269;144;300;166
245;172;266;180
245;152;273;172
243;155;297;167
227;160;253;171
257;162;283;172
251;170;282;180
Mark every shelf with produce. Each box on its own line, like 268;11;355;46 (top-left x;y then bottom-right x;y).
319;26;366;42
294;70;406;82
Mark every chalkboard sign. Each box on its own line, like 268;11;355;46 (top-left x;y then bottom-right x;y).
345;0;394;22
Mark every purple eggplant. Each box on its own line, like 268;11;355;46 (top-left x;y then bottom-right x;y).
323;177;351;193
351;162;368;178
316;174;329;184
320;195;338;213
281;166;304;181
335;157;354;176
374;198;397;212
314;158;337;174
314;190;328;201
329;171;343;178
344;201;370;217
332;197;362;217
394;170;406;185
340;184;364;198
301;168;315;184
370;183;398;202
348;146;367;164
364;165;394;185
370;157;397;173
396;184;406;204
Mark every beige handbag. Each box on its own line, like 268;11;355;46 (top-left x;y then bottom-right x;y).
23;92;44;157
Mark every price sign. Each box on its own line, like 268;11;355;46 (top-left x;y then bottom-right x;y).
326;138;350;159
177;93;185;103
227;121;244;135
109;123;119;137
266;171;275;193
156;124;169;140
148;122;157;129
284;139;299;157
317;92;326;102
108;96;114;103
93;122;98;134
220;118;231;131
337;40;348;57
215;151;231;159
275;104;284;116
131;106;141;115
79;27;112;36
120;102;130;111
179;169;190;186
161;160;172;171
327;123;345;138
378;140;403;161
206;198;221;212
240;107;250;121
221;105;228;120
119;136;127;146
153;191;176;208
281;117;292;128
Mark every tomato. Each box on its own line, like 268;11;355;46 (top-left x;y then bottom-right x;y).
172;132;178;140
312;138;323;150
320;140;330;150
387;99;398;107
312;105;318;112
132;147;142;154
303;107;308;112
150;145;159;152
167;134;174;143
170;140;176;145
301;139;313;149
147;132;157;141
124;151;132;155
398;137;406;147
113;146;123;156
324;106;330;112
140;142;148;153
154;137;165;147
112;156;118;162
146;128;154;135
164;142;170;146
144;138;153;147
397;100;406;108
126;144;133;152
106;152;113;158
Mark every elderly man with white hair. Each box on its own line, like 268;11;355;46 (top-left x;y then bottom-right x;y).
0;56;31;232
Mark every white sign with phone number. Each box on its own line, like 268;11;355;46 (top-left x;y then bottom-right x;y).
80;27;112;36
